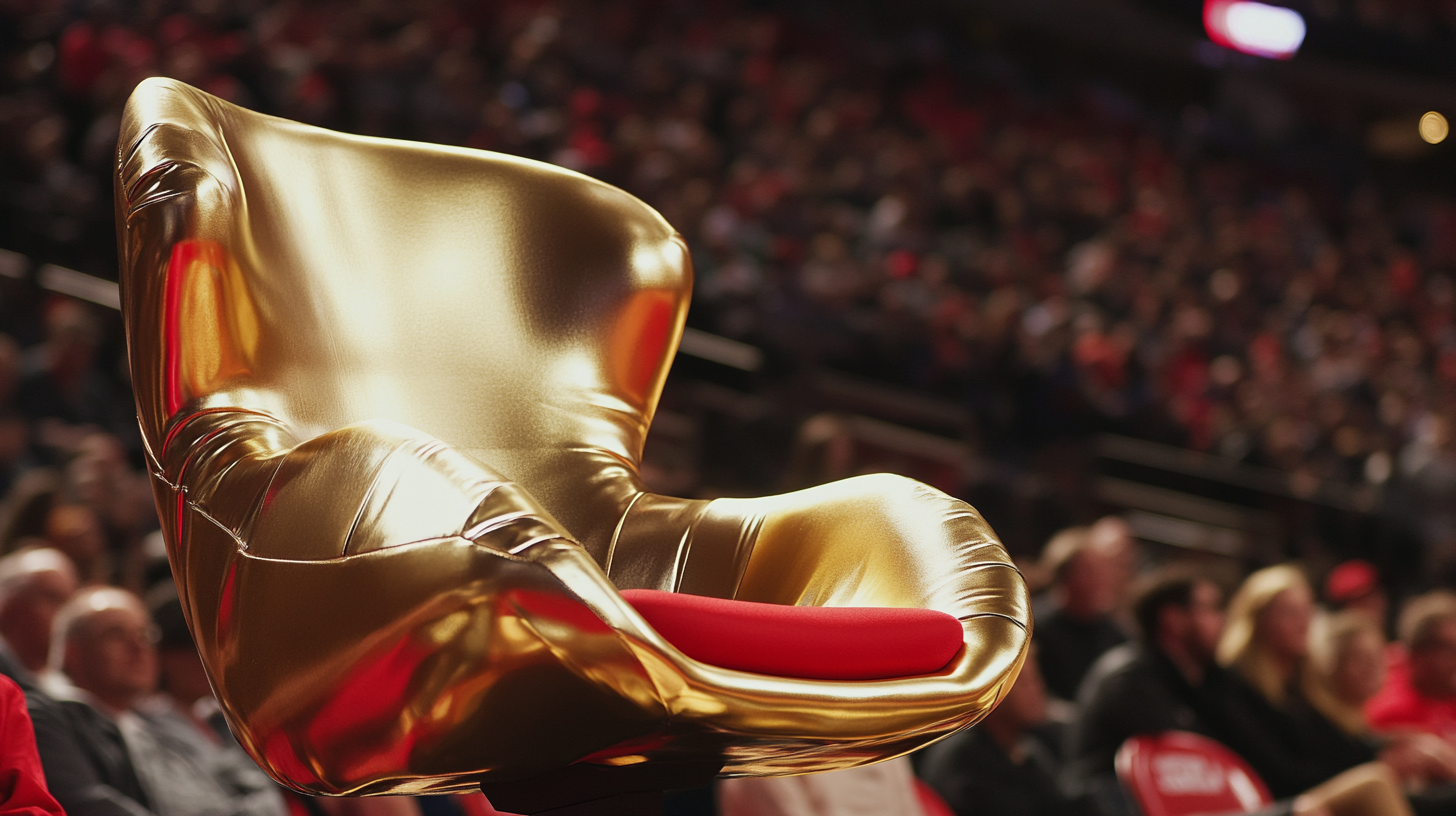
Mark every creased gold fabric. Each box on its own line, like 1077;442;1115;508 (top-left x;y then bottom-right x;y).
115;77;1031;797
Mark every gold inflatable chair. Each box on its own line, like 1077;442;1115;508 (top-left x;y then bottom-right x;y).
115;78;1030;814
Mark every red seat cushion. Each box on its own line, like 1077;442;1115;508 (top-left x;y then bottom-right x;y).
620;589;964;681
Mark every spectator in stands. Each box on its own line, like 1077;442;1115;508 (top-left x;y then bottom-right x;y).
0;547;76;688
920;651;1100;816
32;586;165;814
1213;566;1456;806
67;432;158;579
18;298;129;454
1308;611;1388;737
142;587;221;739
1066;567;1226;811
1367;591;1456;745
0;673;64;816
32;586;287;816
1034;527;1128;702
141;586;287;816
0;470;61;555
1087;516;1138;613
44;501;106;584
1071;569;1432;816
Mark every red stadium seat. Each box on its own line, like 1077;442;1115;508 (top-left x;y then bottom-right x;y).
1115;732;1273;816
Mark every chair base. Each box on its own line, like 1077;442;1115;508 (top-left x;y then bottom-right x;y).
482;758;722;815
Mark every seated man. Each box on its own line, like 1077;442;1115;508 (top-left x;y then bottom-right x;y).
1064;568;1226;813
31;586;286;816
1034;527;1129;704
141;587;228;742
1367;590;1456;744
0;547;76;689
918;651;1099;816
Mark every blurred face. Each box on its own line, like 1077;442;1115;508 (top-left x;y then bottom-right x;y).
159;645;213;706
1259;586;1313;661
992;654;1048;731
1412;619;1456;700
1186;581;1225;662
0;417;26;465
1332;628;1386;706
45;300;98;373
45;506;104;567
1089;517;1137;594
0;567;77;672
1062;550;1121;619
1347;592;1389;630
68;434;125;511
65;604;158;712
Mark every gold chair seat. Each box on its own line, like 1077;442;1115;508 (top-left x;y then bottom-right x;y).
116;77;1030;797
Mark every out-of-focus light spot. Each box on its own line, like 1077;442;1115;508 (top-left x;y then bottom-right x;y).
1420;112;1449;145
1204;1;1307;60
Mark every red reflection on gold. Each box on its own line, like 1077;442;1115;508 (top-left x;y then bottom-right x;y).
609;289;679;408
163;239;259;415
304;636;432;782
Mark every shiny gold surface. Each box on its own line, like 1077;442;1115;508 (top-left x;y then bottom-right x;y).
115;78;1031;797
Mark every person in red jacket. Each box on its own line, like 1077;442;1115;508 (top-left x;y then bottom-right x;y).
0;672;63;816
1367;590;1456;744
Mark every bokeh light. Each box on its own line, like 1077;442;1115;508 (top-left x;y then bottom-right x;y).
1205;1;1307;59
1420;111;1449;144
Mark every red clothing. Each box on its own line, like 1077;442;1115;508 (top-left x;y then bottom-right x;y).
0;675;64;816
1366;648;1456;744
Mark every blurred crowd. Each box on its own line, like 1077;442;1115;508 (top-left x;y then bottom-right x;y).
908;523;1456;816
6;0;1456;563
720;525;1456;816
0;0;1455;813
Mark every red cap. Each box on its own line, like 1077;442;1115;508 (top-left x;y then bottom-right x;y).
1326;560;1379;605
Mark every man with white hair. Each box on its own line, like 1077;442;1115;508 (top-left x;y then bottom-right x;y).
0;547;77;688
31;586;285;816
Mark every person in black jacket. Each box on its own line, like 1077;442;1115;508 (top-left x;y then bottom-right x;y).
1034;527;1129;703
1212;565;1446;816
30;587;158;816
29;687;153;816
1072;565;1432;816
1066;568;1227;812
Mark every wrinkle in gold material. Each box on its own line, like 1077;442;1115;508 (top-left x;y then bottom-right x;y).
116;77;1031;797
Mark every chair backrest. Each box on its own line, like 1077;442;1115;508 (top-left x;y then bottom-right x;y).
117;77;690;557
1115;732;1273;816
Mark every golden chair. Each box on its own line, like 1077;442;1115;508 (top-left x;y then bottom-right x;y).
115;77;1030;811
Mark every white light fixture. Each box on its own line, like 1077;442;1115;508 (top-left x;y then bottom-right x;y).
1204;1;1307;60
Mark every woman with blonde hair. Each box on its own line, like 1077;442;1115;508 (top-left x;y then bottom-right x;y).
1213;565;1456;815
